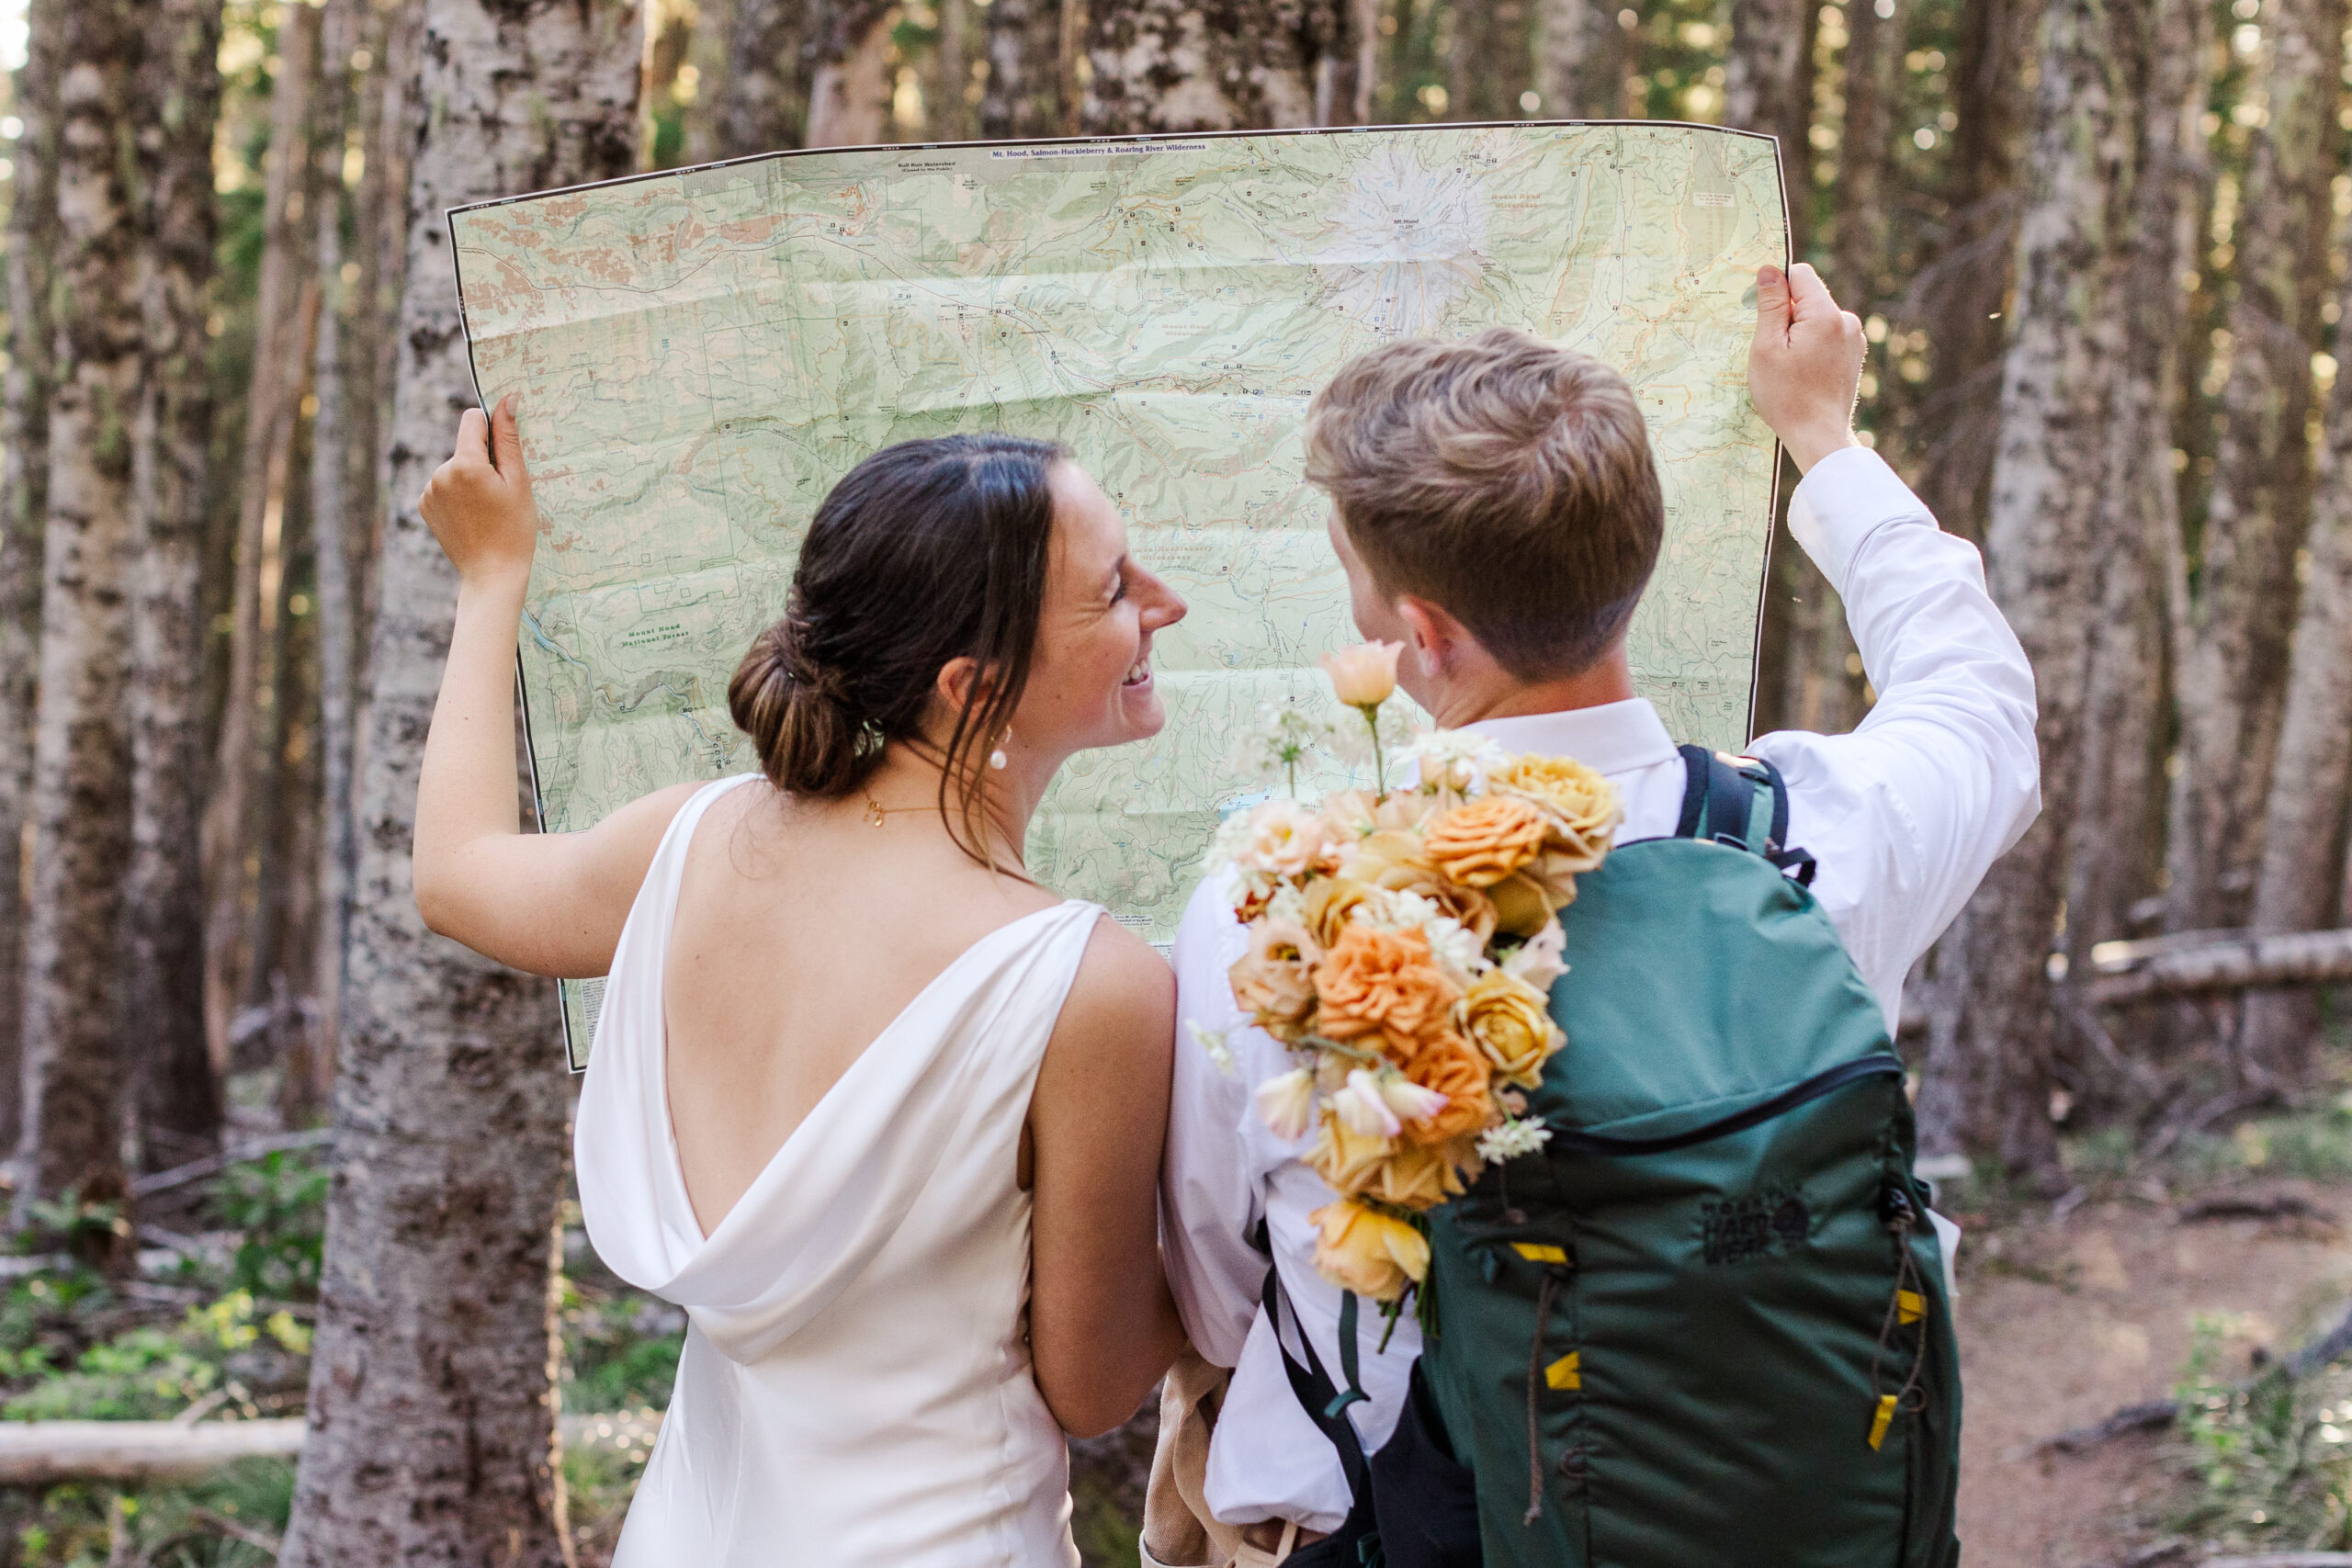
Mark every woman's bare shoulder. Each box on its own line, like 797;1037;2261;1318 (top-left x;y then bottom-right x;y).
1056;917;1176;1055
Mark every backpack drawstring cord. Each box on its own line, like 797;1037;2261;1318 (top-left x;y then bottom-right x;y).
1524;1266;1563;1525
1867;1209;1930;1448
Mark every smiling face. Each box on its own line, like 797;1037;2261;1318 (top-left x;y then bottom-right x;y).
1008;461;1187;761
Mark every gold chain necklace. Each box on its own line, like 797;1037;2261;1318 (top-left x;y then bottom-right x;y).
862;795;930;828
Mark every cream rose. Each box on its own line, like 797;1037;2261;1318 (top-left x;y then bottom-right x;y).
1318;641;1404;707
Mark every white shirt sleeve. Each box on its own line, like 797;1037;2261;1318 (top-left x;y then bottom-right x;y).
1750;446;2042;1021
1162;868;1273;1371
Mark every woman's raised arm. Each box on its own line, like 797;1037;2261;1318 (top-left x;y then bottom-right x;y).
412;399;698;977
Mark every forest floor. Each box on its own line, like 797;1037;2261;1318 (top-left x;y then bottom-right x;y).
6;1091;2352;1565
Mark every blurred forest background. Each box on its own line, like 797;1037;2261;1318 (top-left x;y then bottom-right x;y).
4;0;2352;1562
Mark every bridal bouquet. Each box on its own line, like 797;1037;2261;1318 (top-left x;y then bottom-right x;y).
1206;643;1621;1310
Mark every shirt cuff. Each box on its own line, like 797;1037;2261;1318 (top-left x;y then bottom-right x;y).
1785;446;1935;598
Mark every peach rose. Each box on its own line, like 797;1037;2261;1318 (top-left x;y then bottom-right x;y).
1396;1032;1493;1146
1229;919;1319;1041
1422;795;1550;888
1234;799;1339;879
1309;1199;1429;1302
1312;925;1462;1044
1299;876;1382;951
1320;788;1434;840
1340;832;1499;948
1485;857;1582;938
1318;641;1404;708
1305;1110;1393;1196
1489;755;1622;870
1362;1139;1470;1208
1463;969;1565;1089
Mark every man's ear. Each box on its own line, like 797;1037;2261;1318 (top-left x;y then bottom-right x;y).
1396;595;1477;677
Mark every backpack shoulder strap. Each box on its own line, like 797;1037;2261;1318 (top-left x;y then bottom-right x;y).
1260;1264;1372;1503
1674;743;1817;886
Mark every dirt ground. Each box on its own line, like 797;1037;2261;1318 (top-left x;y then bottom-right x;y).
1952;1179;2352;1565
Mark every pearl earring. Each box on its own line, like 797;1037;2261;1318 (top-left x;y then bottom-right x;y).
989;729;1011;771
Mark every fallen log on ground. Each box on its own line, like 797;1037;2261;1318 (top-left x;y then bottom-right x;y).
2044;1298;2352;1454
1894;928;2352;1037
0;1407;662;1486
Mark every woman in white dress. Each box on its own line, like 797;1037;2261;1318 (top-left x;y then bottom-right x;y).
409;400;1191;1565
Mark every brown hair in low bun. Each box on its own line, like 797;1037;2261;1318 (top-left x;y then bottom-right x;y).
726;433;1065;859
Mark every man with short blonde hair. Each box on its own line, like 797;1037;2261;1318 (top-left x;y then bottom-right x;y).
1150;264;2038;1566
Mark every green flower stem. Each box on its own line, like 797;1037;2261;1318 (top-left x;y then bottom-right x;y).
1361;702;1385;796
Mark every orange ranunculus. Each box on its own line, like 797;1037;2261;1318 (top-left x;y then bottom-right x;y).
1422;795;1551;888
1312;925;1462;1044
1463;969;1566;1089
1396;1031;1493;1147
1304;1110;1393;1196
1363;1139;1469;1208
1488;755;1623;870
1228;919;1319;1041
1318;641;1404;707
1309;1199;1429;1301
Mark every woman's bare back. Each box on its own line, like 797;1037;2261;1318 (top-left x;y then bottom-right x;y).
661;780;1066;1239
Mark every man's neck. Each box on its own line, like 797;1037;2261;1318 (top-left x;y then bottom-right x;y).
1422;648;1638;728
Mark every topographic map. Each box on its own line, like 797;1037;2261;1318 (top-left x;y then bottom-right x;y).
450;123;1787;1064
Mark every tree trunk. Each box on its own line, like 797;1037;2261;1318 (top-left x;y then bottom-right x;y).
1900;0;2038;544
805;1;899;147
1448;0;1531;122
0;0;63;1157
12;0;145;1241
933;0;970;141
1777;0;1898;738
1534;0;1629;119
1317;0;1380;126
2164;0;2346;937
299;0;377;1126
1915;0;2195;1182
711;0;808;157
202;3;321;1072
979;0;1065;139
1081;0;1351;134
2240;208;2352;1082
275;0;639;1560
1723;0;1817;260
125;0;226;1168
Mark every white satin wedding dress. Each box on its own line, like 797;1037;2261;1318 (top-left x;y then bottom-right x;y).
576;774;1099;1567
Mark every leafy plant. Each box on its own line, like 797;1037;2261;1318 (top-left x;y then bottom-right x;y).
2167;1313;2352;1551
215;1150;330;1302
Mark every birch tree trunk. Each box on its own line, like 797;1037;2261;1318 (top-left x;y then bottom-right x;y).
1534;0;1628;119
276;0;639;1559
126;0;226;1166
2164;0;2346;935
11;0;144;1237
0;0;63;1156
1915;0;2192;1179
2240;208;2352;1083
707;0;806;156
202;5;321;1068
805;1;899;148
1081;0;1350;134
979;0;1066;139
933;0;970;141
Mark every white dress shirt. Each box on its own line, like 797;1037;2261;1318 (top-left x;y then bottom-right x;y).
1159;446;2041;1532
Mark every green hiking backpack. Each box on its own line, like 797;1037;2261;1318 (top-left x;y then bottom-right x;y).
1414;746;1961;1568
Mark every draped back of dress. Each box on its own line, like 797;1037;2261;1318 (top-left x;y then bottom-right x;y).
577;774;1099;1567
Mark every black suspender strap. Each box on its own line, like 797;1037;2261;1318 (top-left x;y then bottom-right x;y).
1261;1263;1372;1502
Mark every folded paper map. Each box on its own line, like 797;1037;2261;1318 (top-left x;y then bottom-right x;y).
449;122;1788;1066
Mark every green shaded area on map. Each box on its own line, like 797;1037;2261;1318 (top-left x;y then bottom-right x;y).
450;123;1787;1066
